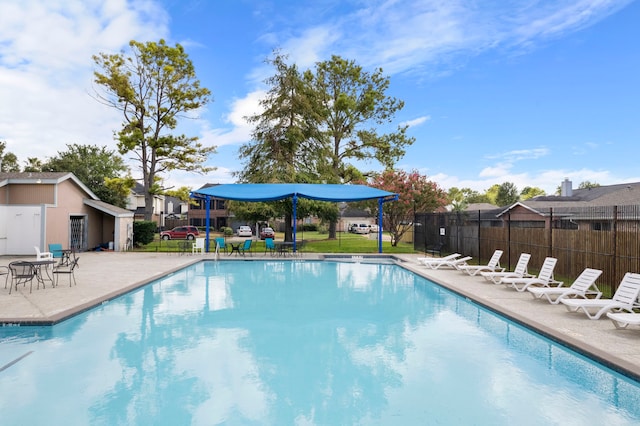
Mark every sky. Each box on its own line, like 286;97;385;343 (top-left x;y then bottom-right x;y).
1;0;639;196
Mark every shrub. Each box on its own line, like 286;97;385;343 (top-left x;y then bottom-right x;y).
222;227;233;236
301;224;318;232
134;221;156;246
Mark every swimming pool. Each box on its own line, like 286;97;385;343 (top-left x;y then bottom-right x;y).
1;260;639;425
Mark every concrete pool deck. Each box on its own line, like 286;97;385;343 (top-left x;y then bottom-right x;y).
1;251;640;380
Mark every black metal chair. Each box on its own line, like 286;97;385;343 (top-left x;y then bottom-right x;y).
8;262;37;294
1;266;10;290
52;257;79;287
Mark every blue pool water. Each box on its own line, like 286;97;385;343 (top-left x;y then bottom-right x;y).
1;260;640;425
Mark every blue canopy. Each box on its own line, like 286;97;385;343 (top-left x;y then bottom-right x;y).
190;183;398;253
190;183;396;202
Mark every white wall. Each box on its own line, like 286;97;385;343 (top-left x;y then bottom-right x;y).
0;205;43;255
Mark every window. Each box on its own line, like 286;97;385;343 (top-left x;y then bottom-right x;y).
591;222;611;231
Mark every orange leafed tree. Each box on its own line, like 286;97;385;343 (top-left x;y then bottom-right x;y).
368;169;447;246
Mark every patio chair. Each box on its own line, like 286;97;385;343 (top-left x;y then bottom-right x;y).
264;237;276;255
458;250;504;276
8;261;37;294
417;253;461;266
527;268;603;304
422;256;473;270
238;239;252;256
214;237;227;254
1;265;9;290
192;237;205;254
34;246;54;262
480;253;532;284
48;243;64;259
560;272;640;319
52;257;79;287
501;257;561;292
607;312;640;329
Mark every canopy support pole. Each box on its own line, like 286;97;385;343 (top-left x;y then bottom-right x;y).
292;194;298;252
205;195;211;253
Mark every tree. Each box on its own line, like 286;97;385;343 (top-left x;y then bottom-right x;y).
465;190;492;204
303;55;414;238
23;158;43;172
368;169;447;246
43;143;133;207
495;182;520;206
93;39;216;220
578;180;600;189
0;141;20;172
520;186;546;200
239;53;322;184
239;53;325;240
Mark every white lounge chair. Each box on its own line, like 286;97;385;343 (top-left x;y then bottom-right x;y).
417;253;461;266
458;250;504;276
560;272;640;319
480;253;532;284
422;256;473;270
528;268;603;304
501;257;560;292
606;312;640;330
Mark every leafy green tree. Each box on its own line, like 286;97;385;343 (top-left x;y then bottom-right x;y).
93;39;216;220
23;157;43;172
43;143;132;207
578;180;600;189
520;186;546;200
465;190;492;204
226;201;279;228
239;53;326;240
484;184;501;205
0;141;20;172
303;55;414;237
239;53;322;184
368;169;447;246
495;182;520;206
448;187;473;211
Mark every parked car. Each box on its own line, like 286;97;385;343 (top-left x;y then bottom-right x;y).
369;224;379;232
350;223;370;234
260;227;275;239
160;226;199;240
237;225;253;237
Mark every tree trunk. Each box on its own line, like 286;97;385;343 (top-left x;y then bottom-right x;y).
284;213;293;242
144;192;155;221
328;221;337;239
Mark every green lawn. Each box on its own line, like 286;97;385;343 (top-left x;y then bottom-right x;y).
136;231;417;254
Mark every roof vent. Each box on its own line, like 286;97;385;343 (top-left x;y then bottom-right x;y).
561;178;572;197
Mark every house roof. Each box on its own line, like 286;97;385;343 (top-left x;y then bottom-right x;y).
84;199;135;218
497;181;640;218
0;172;99;200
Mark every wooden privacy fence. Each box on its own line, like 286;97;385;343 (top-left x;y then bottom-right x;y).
415;206;640;296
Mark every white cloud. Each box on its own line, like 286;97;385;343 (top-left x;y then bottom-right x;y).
402;116;431;128
0;0;168;162
200;90;265;148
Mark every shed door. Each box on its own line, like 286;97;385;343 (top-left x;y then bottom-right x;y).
70;215;87;251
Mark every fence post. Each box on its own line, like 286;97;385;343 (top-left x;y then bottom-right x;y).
507;211;512;269
549;207;553;258
477;210;481;260
613;205;618;283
